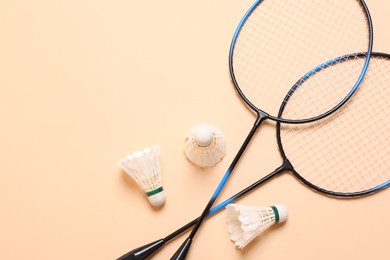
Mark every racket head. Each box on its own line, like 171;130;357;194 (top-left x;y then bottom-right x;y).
277;52;390;197
229;0;373;123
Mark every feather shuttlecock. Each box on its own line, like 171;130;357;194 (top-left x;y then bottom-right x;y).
119;145;166;207
183;123;227;168
226;204;288;249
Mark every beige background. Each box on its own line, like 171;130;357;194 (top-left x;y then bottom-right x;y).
0;1;389;259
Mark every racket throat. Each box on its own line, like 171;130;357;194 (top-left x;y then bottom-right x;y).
281;159;294;172
254;111;268;127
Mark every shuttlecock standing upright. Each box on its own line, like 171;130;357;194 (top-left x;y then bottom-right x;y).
119;145;166;207
226;204;288;249
183;123;227;168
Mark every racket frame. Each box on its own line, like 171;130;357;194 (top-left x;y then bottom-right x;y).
229;0;374;124
277;53;390;197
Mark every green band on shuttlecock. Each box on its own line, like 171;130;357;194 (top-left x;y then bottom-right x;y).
146;187;163;197
271;206;280;223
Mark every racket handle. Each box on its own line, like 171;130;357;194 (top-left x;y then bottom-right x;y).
116;239;165;260
170;237;192;260
116;168;283;259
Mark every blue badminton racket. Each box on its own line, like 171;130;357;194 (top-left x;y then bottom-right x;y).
118;0;373;259
117;52;389;259
169;1;373;258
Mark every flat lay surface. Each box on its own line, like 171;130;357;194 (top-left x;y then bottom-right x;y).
0;1;389;259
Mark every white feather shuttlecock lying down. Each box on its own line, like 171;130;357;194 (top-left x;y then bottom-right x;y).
183;123;227;168
226;204;288;249
119;145;166;207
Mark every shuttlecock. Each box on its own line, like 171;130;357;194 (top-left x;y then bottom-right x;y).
183;123;227;168
119;145;166;207
226;204;288;249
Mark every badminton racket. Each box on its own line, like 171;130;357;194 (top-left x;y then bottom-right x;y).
168;1;373;258
117;52;389;259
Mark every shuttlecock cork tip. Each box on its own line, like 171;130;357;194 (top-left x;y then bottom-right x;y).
194;125;214;147
273;204;288;223
147;189;166;207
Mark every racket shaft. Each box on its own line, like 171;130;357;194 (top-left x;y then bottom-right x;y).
118;167;284;260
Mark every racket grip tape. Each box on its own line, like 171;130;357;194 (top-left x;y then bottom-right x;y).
170;237;192;260
116;239;165;260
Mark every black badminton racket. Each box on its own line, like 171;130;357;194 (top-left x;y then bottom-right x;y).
168;1;373;258
117;52;389;259
120;0;373;259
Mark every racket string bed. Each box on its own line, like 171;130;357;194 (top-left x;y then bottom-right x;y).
282;55;367;121
233;0;371;119
281;55;390;194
